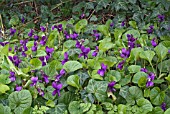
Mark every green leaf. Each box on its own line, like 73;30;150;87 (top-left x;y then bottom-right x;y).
137;98;153;113
58;91;76;105
102;102;113;110
128;65;141;73
67;75;81;89
68;101;83;114
8;90;32;114
99;41;114;52
119;75;131;86
55;103;67;114
140;50;155;63
158;59;170;72
30;58;42;70
165;108;170;114
138;77;147;88
113;28;125;40
0;83;10;93
97;25;110;36
132;72;147;84
129;48;143;61
1;44;9;55
64;40;76;49
63;61;82;72
75;19;88;33
129;21;137;28
119;86;129;99
44;86;56;100
9;15;19;25
150;87;165;105
46;100;55;107
86;79;108;101
80;103;91;112
118;104;126;114
150;107;164;114
154;44;168;61
36;50;47;57
0;104;12;114
107;70;121;82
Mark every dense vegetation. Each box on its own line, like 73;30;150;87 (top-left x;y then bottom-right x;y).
0;0;170;114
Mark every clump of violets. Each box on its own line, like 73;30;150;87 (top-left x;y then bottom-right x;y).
158;14;165;22
127;34;136;50
10;28;16;36
120;48;130;58
40;26;46;32
28;29;34;37
93;30;100;41
140;68;148;73
146;73;155;87
8;55;22;67
92;46;99;57
52;81;62;96
147;25;154;34
79;46;91;59
161;102;166;111
108;81;116;92
15;85;22;91
52;24;63;32
9;71;16;82
61;52;69;65
30;77;38;86
117;60;125;70
97;63;107;76
151;38;157;47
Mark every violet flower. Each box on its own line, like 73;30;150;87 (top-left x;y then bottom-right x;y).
93;30;100;41
120;48;130;58
61;52;69;65
37;88;45;96
52;82;62;96
108;81;116;92
127;34;136;50
64;31;70;39
21;17;25;23
8;55;21;67
151;38;157;47
55;69;66;81
21;51;27;57
57;24;63;32
158;14;165;22
80;13;85;19
75;40;82;48
39;56;46;66
40;36;47;46
46;46;54;54
140;68;148;73
10;28;16;36
146;73;155;87
9;71;16;82
34;35;39;41
79;46;91;59
28;29;34;37
30;76;38;86
92;46;99;57
70;32;79;40
43;74;49;84
15;85;22;91
110;22;114;27
147;25;154;34
121;21;125;27
168;50;170;54
8;47;12;51
161;102;166;111
31;41;38;52
0;42;9;46
52;25;57;30
117;60;125;70
97;63;107;76
40;26;46;32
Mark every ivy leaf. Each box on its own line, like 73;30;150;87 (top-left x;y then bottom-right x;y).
86;79;108;102
8;90;32;114
137;98;153;113
63;61;82;72
67;75;81;89
150;87;165;105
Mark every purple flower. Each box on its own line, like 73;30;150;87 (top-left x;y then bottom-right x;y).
0;42;9;46
79;46;91;59
93;30;100;41
121;21;125;27
43;74;49;84
28;29;34;37
146;73;155;87
8;47;12;51
31;41;38;52
34;35;39;40
158;14;165;22
40;26;46;32
52;25;57;30
10;28;16;36
56;69;66;81
37;88;45;96
120;48;130;58
140;68;148;73
45;46;54;54
64;31;70;39
75;40;82;48
147;25;154;34
9;71;16;82
110;22;114;27
57;24;63;32
108;81;116;92
80;13;85;19
97;63;107;76
40;36;47;46
8;55;21;67
21;17;25;23
22;51;27;57
151;38;157;47
168;50;170;54
30;77;38;86
61;52;69;65
39;56;46;66
127;34;136;50
117;60;125;70
70;32;79;40
15;85;22;91
52;82;62;96
92;46;99;57
161;102;166;111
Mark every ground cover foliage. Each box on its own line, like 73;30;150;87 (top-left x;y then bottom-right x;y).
0;0;170;114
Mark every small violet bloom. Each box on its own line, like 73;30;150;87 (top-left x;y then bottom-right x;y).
97;63;107;76
37;88;45;96
168;50;170;54
43;74;49;84
70;32;79;40
56;69;66;81
121;21;125;27
40;26;46;32
92;46;99;57
31;41;38;52
45;46;54;54
147;25;154;34
10;28;16;36
15;85;22;91
52;82;62;96
93;30;100;41
40;36;47;46
57;24;63;32
108;81;116;92
39;56;46;66
117;60;125;70
28;29;34;37
34;35;39;41
79;46;91;59
30;77;38;86
158;14;165;22
110;22;114;27
120;48;130;58
80;13;85;19
64;31;70;39
161;102;166;111
9;71;16;82
140;68;148;73
21;17;25;23
146;73;155;87
61;52;69;65
127;34;136;50
151;38;157;47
